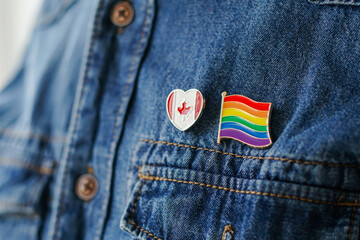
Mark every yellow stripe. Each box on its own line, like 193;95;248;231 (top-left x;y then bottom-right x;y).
222;108;267;126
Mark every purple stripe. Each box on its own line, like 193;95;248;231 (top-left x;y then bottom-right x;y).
220;129;271;147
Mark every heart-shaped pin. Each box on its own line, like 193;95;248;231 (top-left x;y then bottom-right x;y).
166;89;205;131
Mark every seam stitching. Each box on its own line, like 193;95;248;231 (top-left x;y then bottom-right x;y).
0;158;54;175
94;1;153;239
127;165;163;240
53;0;105;239
0;141;57;160
348;193;358;240
0;127;67;143
140;138;360;169
0;203;35;207
138;170;360;207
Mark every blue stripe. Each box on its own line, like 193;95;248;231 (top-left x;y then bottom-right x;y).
221;122;269;139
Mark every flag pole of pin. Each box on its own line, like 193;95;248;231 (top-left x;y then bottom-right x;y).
166;89;205;131
217;91;273;148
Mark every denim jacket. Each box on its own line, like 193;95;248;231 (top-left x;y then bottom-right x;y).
0;0;359;239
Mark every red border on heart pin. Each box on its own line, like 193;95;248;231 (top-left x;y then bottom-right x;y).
166;89;205;131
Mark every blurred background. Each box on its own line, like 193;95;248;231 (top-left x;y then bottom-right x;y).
0;0;42;90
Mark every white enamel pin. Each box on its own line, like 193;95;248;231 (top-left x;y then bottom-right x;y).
166;89;205;131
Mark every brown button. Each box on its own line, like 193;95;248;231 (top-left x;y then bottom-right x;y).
75;173;98;202
110;1;134;28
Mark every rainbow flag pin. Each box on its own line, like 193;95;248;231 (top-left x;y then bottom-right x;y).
217;92;273;148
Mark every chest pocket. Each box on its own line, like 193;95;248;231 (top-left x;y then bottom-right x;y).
0;133;59;239
36;0;78;26
120;138;360;240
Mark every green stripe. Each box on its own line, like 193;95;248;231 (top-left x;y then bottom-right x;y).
221;116;268;132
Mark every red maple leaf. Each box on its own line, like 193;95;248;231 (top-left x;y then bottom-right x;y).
178;102;191;115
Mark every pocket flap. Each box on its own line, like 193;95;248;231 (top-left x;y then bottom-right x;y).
121;164;359;240
0;143;55;216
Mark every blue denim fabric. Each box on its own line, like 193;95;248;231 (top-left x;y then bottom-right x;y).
0;0;359;239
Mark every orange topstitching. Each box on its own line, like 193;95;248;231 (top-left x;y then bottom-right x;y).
140;138;360;169
138;165;360;208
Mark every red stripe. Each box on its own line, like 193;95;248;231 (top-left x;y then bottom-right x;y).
167;92;174;120
195;91;202;119
224;95;270;111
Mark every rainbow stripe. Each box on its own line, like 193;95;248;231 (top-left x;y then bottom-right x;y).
217;92;272;148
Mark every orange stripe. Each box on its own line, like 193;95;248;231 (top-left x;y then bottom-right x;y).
223;102;269;118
